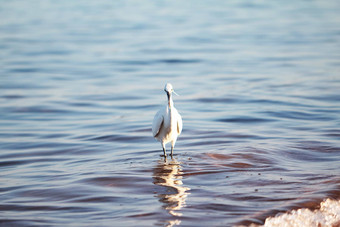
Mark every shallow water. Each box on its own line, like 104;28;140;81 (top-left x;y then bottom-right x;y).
1;1;340;226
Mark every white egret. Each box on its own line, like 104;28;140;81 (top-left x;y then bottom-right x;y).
152;83;183;157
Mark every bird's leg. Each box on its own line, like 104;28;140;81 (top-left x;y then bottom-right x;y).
170;140;176;157
162;144;167;157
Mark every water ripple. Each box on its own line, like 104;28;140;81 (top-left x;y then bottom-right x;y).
0;1;339;226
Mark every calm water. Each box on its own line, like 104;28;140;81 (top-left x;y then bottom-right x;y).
1;1;340;226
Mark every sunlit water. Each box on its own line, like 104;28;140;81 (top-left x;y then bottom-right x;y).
1;1;340;226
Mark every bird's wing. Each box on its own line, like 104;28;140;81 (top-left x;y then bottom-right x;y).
152;109;164;137
177;111;183;135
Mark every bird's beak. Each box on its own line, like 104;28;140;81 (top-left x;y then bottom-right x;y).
173;90;179;96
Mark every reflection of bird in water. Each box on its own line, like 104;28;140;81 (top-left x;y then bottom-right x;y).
153;158;190;221
152;83;183;158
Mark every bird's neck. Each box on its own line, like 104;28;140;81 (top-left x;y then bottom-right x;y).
167;93;174;109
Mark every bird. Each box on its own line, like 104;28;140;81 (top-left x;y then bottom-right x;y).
152;83;183;158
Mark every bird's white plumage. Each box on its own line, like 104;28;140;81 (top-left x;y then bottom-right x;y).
152;83;182;157
152;109;164;137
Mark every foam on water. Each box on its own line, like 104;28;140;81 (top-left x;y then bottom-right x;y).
251;199;340;227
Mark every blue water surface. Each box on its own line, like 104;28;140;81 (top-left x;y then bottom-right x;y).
0;1;340;226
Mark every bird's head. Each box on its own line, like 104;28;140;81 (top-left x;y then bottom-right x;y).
164;83;179;96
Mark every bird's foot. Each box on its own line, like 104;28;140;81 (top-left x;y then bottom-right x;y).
160;154;167;162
